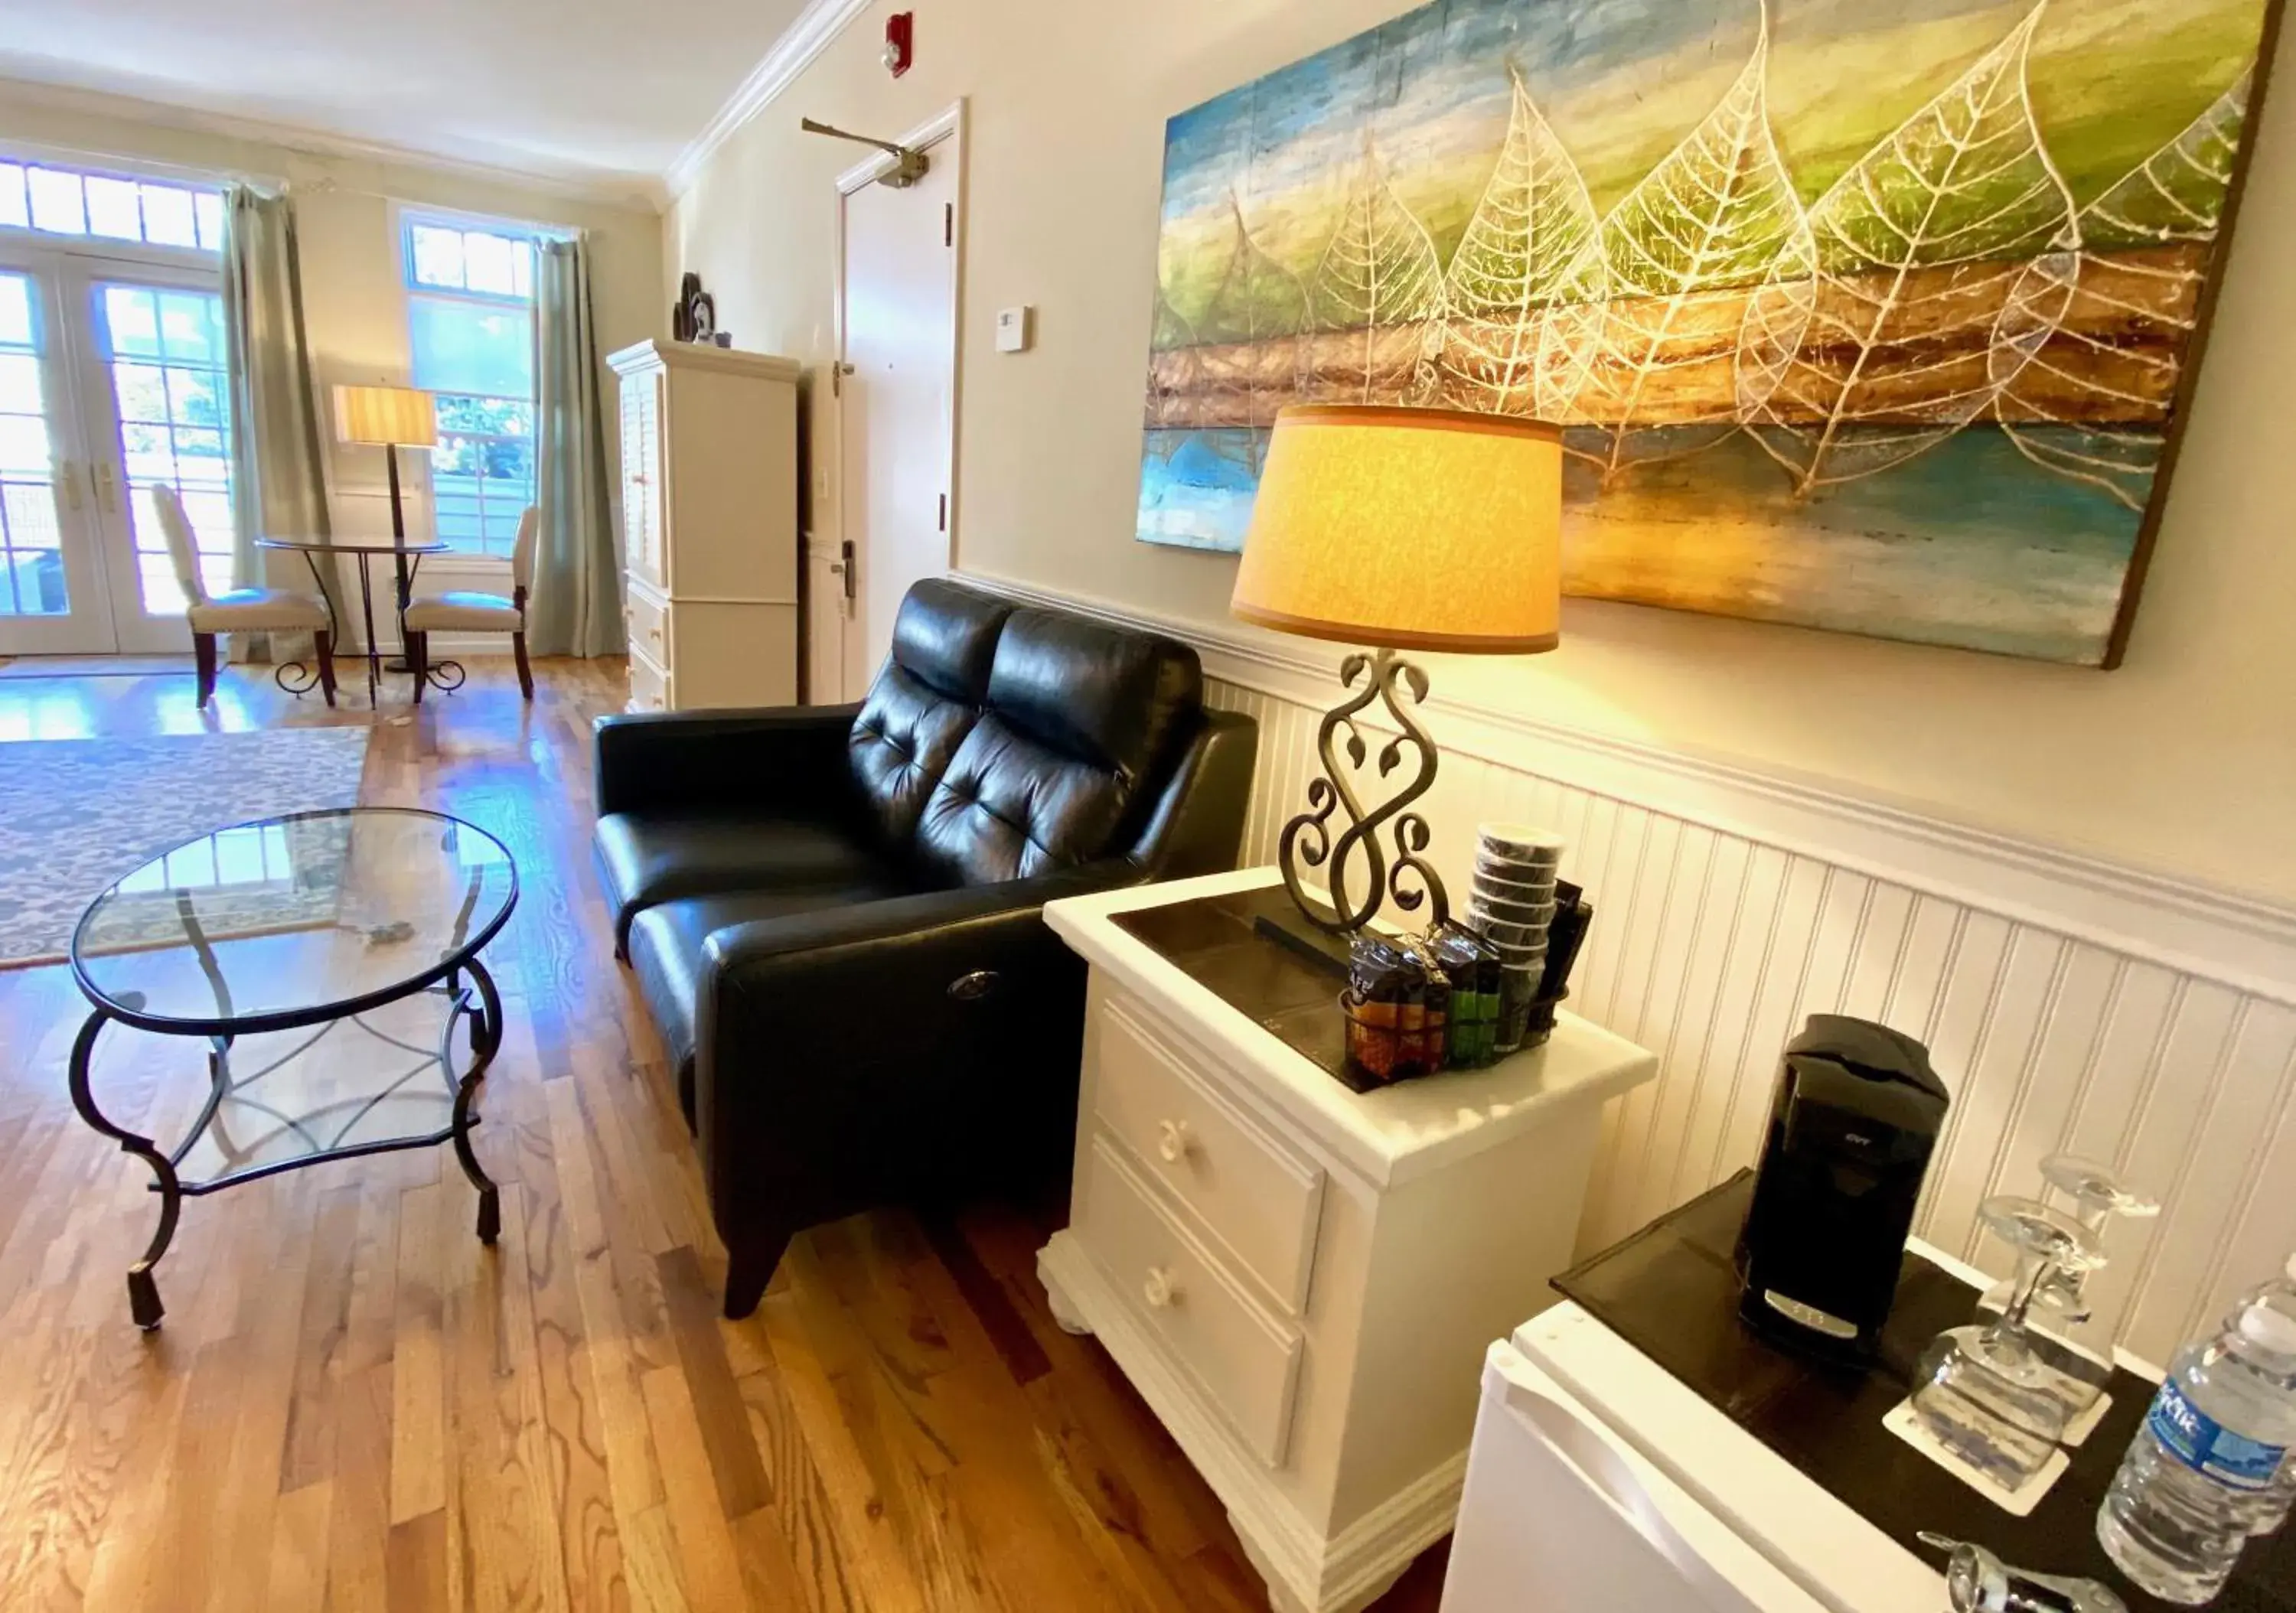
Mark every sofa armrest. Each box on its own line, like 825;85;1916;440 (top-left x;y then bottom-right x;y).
690;859;1152;1233
593;703;862;817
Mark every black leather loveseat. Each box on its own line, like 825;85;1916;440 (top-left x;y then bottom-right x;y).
593;580;1257;1315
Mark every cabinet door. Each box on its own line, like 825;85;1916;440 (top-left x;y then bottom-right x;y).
619;367;664;591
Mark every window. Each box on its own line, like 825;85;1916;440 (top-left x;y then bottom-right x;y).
403;215;541;556
0;161;223;252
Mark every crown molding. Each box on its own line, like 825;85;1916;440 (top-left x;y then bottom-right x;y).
957;567;2296;1005
665;0;875;200
0;76;668;213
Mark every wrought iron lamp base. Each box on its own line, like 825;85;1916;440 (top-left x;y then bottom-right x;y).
1276;646;1451;940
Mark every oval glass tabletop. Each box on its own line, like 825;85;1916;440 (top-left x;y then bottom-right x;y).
71;807;518;1032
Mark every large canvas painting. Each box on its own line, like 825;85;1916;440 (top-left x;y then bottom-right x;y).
1134;0;2278;665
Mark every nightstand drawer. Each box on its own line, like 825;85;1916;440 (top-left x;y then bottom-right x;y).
1079;1135;1302;1467
1095;1000;1324;1314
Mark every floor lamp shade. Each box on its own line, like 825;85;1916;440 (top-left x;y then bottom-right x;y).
1231;405;1563;654
333;385;437;448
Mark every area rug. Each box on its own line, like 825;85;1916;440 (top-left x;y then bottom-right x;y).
0;728;371;969
0;655;197;679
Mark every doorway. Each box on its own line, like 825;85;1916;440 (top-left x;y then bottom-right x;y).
813;103;963;702
0;242;227;657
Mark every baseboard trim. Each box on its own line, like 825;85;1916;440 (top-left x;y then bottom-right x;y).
960;569;2296;1005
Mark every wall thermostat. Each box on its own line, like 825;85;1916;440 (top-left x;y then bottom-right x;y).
996;306;1034;354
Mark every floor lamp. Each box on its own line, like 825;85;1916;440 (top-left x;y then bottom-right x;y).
334;384;437;666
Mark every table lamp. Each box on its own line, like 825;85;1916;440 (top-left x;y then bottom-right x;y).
1230;403;1563;938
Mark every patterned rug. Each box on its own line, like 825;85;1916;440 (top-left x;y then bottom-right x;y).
0;728;371;969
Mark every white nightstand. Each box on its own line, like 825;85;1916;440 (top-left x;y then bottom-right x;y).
1037;868;1658;1613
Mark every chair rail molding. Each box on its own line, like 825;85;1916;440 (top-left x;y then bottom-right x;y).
665;0;877;200
959;569;2296;1006
960;566;2296;1369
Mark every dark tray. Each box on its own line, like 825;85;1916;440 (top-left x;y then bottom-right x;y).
1552;1172;2295;1612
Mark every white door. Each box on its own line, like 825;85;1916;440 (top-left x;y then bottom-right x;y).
0;244;116;653
804;532;850;703
834;116;959;699
70;262;235;653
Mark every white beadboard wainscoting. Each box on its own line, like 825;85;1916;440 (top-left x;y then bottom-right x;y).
967;571;2296;1367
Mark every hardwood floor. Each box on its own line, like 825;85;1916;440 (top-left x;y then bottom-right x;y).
0;657;1448;1613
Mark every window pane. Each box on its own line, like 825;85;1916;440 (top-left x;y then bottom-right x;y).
121;422;174;481
0;354;39;415
0;165;25;231
155;291;220;363
138;552;187;616
465;231;516;295
194;191;225;252
409;297;531;397
85;176;143;240
0;414;48;473
511;243;533;299
166;367;224;429
26;168;85;235
409;223;466;289
103;288;161;358
113;362;169;422
0;275;32;347
141;185;197;248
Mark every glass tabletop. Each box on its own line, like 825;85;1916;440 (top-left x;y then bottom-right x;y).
257;536;448;555
72;807;517;1032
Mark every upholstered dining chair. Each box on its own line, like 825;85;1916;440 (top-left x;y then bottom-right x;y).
152;484;335;709
401;505;536;702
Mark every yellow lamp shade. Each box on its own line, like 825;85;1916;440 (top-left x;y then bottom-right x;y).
333;384;437;448
1230;404;1562;654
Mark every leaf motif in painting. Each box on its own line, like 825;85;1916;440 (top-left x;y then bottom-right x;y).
1438;67;1601;418
1310;138;1445;404
1199;188;1312;438
1555;5;1808;478
1993;70;2251;510
1145;288;1202;429
1746;1;2078;494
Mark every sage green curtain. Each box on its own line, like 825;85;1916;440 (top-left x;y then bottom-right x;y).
219;184;341;660
527;235;623;657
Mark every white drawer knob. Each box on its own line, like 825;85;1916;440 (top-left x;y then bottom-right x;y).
1156;1119;1193;1163
1143;1266;1180;1310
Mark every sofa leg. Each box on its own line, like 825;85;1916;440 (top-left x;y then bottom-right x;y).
723;1229;794;1319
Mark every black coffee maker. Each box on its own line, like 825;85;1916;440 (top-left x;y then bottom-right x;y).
1736;1015;1949;1359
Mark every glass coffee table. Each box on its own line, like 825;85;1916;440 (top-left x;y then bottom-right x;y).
67;806;519;1328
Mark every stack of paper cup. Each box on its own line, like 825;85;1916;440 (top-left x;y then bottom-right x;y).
1467;823;1566;1052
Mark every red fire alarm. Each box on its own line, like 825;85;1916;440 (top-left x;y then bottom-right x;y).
883;12;914;78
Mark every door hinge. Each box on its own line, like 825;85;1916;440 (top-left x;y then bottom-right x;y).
840;539;856;603
944;203;953;246
938;493;947;533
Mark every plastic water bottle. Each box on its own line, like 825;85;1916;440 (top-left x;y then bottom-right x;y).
2096;1296;2296;1602
2226;1254;2296;1536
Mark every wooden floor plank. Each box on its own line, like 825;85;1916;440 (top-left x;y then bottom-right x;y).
0;658;1445;1613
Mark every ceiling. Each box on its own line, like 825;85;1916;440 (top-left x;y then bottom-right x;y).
0;0;810;200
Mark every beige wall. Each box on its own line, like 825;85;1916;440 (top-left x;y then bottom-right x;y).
667;0;2296;904
0;93;664;564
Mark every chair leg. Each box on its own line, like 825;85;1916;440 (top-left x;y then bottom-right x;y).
191;633;217;707
314;631;338;708
409;631;427;704
722;1227;794;1320
512;631;534;701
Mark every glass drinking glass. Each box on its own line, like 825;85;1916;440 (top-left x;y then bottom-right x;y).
1913;1194;2105;1488
1977;1155;2161;1422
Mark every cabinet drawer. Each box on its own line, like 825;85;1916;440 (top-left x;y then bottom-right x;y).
627;645;672;713
1079;1135;1302;1467
625;585;670;668
1095;1001;1324;1314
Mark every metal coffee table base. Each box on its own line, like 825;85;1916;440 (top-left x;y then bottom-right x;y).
66;959;506;1331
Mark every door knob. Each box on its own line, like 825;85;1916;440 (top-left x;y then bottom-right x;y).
1142;1267;1180;1310
1157;1119;1193;1163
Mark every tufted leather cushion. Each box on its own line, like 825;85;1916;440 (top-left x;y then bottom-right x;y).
846;580;1013;848
912;610;1202;888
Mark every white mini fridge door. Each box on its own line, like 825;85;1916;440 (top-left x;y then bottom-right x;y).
1439;1342;1832;1613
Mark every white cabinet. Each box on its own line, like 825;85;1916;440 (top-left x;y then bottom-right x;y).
1036;868;1659;1613
606;338;801;711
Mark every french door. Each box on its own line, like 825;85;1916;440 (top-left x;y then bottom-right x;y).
0;241;230;655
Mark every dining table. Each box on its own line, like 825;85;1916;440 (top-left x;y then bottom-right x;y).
257;536;448;706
